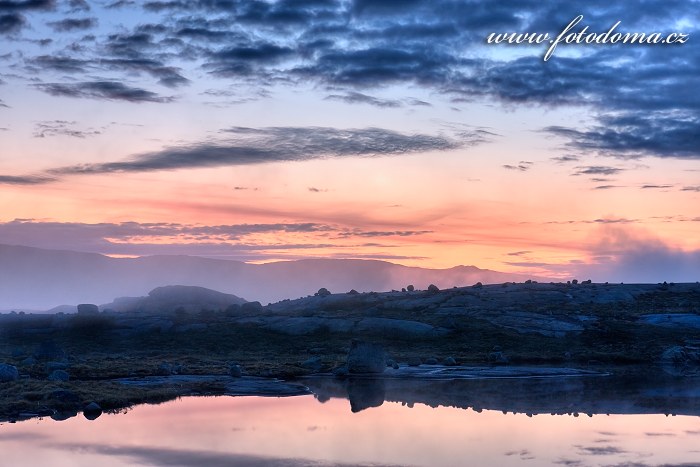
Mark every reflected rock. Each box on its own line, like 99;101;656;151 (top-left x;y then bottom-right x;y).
347;378;386;413
51;410;78;421
83;401;103;420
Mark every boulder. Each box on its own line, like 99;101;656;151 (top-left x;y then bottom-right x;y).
157;362;173;376
0;363;19;382
229;364;242;378
424;357;439;365
347;340;385;374
443;356;457;366
48;369;70;381
489;351;509;364
20;356;37;366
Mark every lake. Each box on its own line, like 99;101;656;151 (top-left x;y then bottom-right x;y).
3;373;700;466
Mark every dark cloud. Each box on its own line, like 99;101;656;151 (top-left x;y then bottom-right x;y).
0;175;56;185
67;0;89;11
640;184;674;190
49;126;474;175
308;187;327;193
681;186;700;192
205;42;295;77
33;120;101;138
324;91;401;108
571;166;624;177
0;12;23;33
47;17;96;32
34;81;174;103
30;55;89;73
593;185;622;190
2;0;698;160
546;113;700;159
0;0;54;34
29;56;188;89
0;0;54;9
105;0;135;8
98;58;189;87
0;98;8;107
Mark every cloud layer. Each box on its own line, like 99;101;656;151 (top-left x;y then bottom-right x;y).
1;1;696;159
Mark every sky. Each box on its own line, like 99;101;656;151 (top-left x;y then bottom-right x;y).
0;0;698;282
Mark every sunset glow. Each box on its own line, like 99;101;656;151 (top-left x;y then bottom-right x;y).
1;1;698;282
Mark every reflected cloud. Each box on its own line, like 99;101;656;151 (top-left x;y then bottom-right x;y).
575;445;626;456
49;443;408;467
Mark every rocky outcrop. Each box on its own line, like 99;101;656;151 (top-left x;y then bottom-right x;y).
77;304;99;314
102;285;247;313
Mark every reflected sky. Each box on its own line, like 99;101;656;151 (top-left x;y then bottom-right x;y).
3;395;700;467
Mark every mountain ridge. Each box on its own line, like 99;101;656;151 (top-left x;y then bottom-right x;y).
0;243;544;309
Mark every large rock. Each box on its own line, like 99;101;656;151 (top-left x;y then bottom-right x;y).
0;363;19;382
347;340;385;374
102;285;247;313
77;304;99;314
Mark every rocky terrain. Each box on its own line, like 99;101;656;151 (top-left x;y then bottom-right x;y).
0;280;699;422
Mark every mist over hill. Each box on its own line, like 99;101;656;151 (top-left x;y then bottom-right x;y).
0;244;541;310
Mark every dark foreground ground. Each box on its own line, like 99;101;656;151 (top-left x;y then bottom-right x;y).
1;281;699;422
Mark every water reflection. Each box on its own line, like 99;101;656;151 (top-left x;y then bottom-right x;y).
305;370;700;417
2;373;700;466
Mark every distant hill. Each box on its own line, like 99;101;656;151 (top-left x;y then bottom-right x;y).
0;243;542;310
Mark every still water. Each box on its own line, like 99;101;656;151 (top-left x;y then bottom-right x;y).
3;375;700;466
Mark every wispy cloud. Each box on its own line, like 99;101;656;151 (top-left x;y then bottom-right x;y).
33;120;101;138
41;126;479;177
503;161;533;172
34;81;174;103
325;91;401;108
0;175;57;185
47;17;97;32
550;155;579;164
572;166;624;177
